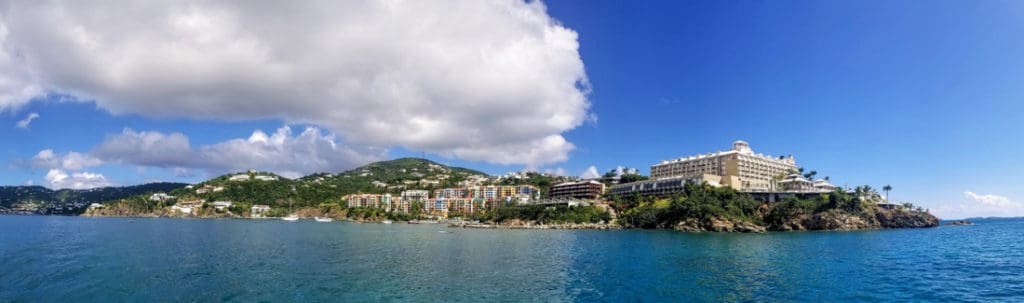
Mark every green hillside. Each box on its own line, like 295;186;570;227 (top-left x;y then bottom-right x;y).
94;158;497;216
0;183;188;215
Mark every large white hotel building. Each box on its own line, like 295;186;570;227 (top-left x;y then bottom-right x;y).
649;140;799;192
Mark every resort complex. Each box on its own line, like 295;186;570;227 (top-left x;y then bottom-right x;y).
342;185;540;216
612;140;840;198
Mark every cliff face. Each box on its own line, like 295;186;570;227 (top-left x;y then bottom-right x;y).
874;207;940;228
669;205;939;233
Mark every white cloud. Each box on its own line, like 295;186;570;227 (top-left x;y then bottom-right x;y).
0;0;591;167
44;169;112;189
15;112;39;128
963;191;1020;208
580;165;600;179
94;126;386;178
540;167;568;176
32;149;103;170
93;129;194;168
931;191;1024;219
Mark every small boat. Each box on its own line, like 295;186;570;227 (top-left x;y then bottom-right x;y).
282;216;299;221
381;220;393;224
314;217;333;222
408;220;420;224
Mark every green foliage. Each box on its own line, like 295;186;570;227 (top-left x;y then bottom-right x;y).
0;183;187;214
470;205;611;224
619;183;763;228
100;158;491;214
618;173;649;184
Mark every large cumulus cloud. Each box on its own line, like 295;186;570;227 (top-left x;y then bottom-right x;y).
0;0;591;167
94;127;386;178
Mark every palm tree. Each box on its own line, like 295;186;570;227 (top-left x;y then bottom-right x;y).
883;185;893;202
804;170;817;181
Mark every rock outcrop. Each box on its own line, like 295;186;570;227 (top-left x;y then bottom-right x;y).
657;205;940;233
672;217;766;233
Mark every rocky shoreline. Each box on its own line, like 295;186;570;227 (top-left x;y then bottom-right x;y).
668;206;940;233
79;204;940;233
450;221;622;230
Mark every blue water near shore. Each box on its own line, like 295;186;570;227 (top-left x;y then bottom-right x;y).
1;216;1022;302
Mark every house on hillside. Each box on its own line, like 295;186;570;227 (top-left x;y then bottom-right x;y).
254;175;278;181
229;174;250;181
149;193;174;202
251;205;271;218
195;185;224;194
212;201;233;211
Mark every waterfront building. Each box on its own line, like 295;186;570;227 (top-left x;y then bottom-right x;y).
433;185;540;207
516;185;541;202
650;140;798;192
549;180;605;200
401;190;430;202
251;205;271;218
608;177;689;197
342;193;403;212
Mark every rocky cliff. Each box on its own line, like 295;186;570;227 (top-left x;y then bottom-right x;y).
671;205;939;233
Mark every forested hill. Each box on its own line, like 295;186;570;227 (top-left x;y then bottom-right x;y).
0;183;188;215
88;158;508;216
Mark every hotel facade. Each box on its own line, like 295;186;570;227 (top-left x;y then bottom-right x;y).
548;180;605;200
649;140;799;192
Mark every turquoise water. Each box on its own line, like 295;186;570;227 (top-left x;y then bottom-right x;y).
1;216;1021;302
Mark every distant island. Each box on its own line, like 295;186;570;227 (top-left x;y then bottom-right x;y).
2;141;940;232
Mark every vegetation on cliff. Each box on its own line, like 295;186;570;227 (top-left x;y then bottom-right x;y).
616;183;939;232
465;205;613;224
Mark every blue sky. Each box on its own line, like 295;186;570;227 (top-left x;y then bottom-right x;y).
2;0;1023;218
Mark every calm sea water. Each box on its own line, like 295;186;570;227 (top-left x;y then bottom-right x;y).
0;216;1021;302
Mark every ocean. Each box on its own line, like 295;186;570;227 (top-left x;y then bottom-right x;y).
1;215;1021;302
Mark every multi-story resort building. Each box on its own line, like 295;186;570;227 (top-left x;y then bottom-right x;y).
548;180;605;200
343;193;400;211
401;190;430;203
611;140;841;200
342;185;540;217
649;140;798;192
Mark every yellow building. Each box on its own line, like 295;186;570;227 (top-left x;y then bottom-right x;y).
650;140;799;192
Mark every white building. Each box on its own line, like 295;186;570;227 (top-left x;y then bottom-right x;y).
212;201;234;211
401;190;430;202
251;205;271;218
254;175;278;181
149;193;174;202
195;185;225;194
228;174;250;181
650;140;799;192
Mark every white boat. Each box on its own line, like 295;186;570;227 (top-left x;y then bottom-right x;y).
314;217;333;222
381;220;393;224
282;216;299;221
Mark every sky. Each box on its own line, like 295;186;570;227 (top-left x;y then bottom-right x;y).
1;0;1023;219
